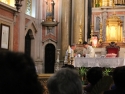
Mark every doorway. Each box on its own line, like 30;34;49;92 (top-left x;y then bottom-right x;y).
25;29;33;56
45;43;55;73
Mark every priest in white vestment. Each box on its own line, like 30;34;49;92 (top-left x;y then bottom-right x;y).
82;41;95;58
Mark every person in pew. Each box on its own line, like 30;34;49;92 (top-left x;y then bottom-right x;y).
82;41;95;58
47;68;83;94
103;66;125;94
84;67;103;94
0;51;44;94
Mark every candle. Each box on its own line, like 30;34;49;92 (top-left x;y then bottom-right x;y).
71;50;74;57
68;45;71;53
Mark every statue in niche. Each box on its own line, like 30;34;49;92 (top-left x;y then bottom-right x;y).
46;0;55;21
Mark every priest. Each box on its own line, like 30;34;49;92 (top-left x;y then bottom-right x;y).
82;41;95;58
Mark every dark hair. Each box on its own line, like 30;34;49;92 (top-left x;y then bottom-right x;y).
83;41;88;45
47;68;83;94
71;43;76;47
113;66;125;88
86;67;103;85
0;51;43;94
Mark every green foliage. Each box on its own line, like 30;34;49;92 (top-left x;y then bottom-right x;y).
79;67;88;76
103;68;113;76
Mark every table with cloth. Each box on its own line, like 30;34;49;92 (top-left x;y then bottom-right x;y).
74;57;125;68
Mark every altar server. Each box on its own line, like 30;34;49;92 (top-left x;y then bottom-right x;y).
82;41;95;58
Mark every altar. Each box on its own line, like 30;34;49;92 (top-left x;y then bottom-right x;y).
74;57;125;68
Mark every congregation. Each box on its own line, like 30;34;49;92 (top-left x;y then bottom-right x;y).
0;50;125;94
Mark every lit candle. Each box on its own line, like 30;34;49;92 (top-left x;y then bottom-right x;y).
68;46;71;53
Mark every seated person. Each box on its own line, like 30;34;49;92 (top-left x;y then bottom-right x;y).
103;66;125;94
84;67;103;94
82;41;95;58
0;51;44;94
47;68;83;94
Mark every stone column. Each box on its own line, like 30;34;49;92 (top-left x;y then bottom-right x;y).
102;9;108;41
61;0;71;59
72;0;85;44
18;0;26;52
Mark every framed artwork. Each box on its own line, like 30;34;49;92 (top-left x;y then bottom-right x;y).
94;16;100;32
0;24;10;49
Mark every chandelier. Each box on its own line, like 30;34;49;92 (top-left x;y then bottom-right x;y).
15;0;23;12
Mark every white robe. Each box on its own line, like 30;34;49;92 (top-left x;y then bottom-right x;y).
83;45;95;58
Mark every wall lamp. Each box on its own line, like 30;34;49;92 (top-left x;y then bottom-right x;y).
15;0;23;12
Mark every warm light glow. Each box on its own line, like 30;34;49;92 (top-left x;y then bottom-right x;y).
92;36;98;47
109;26;117;40
0;0;15;7
106;13;123;43
10;0;15;7
102;0;108;6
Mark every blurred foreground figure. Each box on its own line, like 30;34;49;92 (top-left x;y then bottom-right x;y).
47;68;83;94
0;51;44;94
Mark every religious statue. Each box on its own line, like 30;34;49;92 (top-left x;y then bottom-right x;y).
46;0;55;21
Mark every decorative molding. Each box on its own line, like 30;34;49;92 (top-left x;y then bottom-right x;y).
92;6;125;12
0;14;13;22
42;38;57;44
0;2;16;13
25;21;38;39
25;21;38;32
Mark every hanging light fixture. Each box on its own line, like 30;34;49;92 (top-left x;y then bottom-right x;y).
15;0;23;12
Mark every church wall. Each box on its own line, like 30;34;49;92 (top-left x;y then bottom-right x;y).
0;8;13;19
0;0;61;73
0;2;20;51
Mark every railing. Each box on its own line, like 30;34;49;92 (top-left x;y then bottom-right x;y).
38;74;53;94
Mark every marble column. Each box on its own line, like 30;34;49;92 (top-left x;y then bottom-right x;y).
72;0;85;44
102;9;108;41
61;0;71;59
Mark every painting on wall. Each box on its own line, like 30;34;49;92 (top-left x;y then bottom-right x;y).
0;24;10;49
94;16;100;32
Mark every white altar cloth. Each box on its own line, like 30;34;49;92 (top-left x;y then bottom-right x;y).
74;57;125;68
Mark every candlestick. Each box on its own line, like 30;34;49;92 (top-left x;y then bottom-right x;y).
78;25;83;44
71;50;74;57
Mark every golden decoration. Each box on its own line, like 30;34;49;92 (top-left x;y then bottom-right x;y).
78;24;83;44
99;23;103;43
90;25;94;43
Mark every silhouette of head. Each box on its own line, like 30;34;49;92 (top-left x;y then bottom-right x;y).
86;67;103;85
0;51;44;94
113;66;125;88
47;68;83;94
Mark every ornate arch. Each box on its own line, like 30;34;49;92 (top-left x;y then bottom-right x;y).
25;21;38;39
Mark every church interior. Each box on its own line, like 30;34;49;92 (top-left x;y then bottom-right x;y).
1;0;125;94
0;0;125;74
